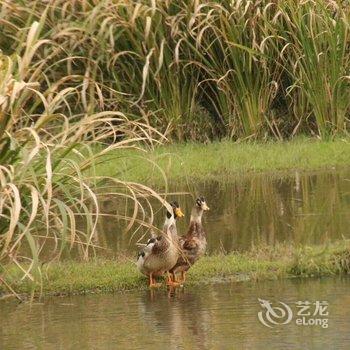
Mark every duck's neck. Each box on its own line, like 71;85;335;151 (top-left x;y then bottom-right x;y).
190;206;203;224
164;214;174;229
163;215;177;240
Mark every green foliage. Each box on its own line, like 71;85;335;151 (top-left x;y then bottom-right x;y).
0;0;349;141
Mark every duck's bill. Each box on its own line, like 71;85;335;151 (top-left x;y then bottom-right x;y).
175;207;185;218
202;203;210;211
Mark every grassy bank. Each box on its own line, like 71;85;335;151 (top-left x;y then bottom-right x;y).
1;241;349;298
96;138;350;184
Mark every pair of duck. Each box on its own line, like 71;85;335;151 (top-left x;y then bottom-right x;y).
136;197;210;288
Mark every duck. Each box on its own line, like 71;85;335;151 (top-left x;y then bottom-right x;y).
136;201;184;288
169;196;210;284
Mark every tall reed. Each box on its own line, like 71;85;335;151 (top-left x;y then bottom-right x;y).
1;0;349;140
0;20;169;295
277;0;350;137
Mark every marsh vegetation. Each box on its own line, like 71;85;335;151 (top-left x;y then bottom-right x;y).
1;0;350;296
1;1;350;141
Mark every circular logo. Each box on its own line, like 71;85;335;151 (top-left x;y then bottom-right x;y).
258;298;293;328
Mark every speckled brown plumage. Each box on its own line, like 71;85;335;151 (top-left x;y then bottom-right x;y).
169;197;209;282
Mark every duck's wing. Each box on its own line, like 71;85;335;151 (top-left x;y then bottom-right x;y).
136;237;160;260
182;236;199;252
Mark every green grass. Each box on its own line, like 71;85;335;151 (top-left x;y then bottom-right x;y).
2;241;349;298
95;138;350;185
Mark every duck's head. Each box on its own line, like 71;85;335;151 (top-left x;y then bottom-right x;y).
167;200;185;219
196;196;210;211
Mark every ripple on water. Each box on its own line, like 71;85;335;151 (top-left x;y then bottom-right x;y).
1;276;350;350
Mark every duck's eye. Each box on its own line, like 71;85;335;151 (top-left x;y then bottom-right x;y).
147;238;156;245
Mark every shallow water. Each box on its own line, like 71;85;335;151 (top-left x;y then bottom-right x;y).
1;276;349;349
96;168;350;254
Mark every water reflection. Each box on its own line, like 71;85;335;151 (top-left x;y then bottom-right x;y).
1;277;350;349
96;168;350;254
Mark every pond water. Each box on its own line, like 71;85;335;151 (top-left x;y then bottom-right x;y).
1;276;349;349
96;168;350;255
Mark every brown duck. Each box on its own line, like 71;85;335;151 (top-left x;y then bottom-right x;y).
169;196;209;284
136;201;184;288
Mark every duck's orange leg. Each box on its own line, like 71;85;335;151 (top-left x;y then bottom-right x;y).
149;273;162;288
172;272;177;283
166;272;180;287
178;271;186;284
149;273;154;288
